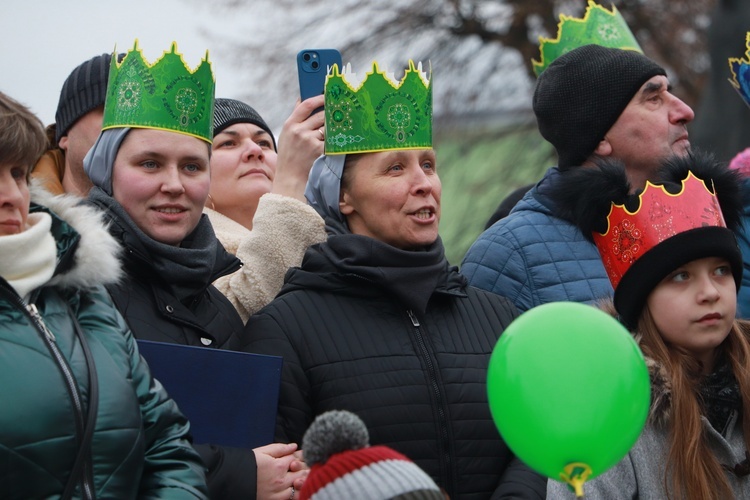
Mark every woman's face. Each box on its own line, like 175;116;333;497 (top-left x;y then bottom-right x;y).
209;123;276;213
339;149;440;250
0;162;30;236
646;256;736;367
112;129;210;246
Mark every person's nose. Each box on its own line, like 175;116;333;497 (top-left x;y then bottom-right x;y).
0;170;25;209
241;139;264;162
159;165;186;195
669;93;695;126
696;273;721;304
410;165;433;197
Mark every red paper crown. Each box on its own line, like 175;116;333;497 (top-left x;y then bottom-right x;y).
592;172;726;289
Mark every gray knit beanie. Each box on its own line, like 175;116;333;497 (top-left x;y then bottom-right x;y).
213;98;276;150
533;45;666;170
55;53;117;144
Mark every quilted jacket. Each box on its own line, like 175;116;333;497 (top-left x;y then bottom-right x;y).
243;237;546;500
735;177;750;318
461;167;613;312
0;190;207;499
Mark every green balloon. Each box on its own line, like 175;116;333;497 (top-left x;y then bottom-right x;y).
487;301;650;487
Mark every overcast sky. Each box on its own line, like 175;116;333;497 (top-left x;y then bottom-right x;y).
0;0;242;125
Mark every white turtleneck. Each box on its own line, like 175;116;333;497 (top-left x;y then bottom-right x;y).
0;212;57;300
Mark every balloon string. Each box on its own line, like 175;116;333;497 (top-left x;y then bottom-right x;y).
560;462;592;498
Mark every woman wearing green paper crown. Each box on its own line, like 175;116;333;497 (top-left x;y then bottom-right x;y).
243;61;546;499
0;91;208;498
546;152;750;499
83;42;307;500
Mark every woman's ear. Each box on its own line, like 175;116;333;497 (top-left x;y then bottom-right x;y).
339;190;354;216
595;137;613;157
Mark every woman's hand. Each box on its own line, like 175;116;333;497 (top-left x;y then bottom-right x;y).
254;442;309;500
272;95;326;202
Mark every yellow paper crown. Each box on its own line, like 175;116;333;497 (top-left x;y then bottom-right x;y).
533;1;642;77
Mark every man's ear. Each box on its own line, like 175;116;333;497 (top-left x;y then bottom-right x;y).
58;135;69;152
594;137;613;157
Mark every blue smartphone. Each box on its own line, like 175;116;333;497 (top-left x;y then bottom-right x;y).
297;49;342;105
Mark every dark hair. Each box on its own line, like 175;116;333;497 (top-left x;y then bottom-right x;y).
0;91;48;179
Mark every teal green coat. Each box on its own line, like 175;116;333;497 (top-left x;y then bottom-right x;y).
0;189;208;499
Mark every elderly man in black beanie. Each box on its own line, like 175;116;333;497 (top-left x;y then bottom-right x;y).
32;53;122;197
462;44;695;313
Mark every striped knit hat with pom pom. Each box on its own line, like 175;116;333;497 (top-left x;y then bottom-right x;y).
299;410;445;500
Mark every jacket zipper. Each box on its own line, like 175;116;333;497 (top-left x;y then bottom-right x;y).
3;285;95;500
406;309;453;494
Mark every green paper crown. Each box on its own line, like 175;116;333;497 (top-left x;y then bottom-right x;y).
324;60;432;155
103;40;215;143
532;1;642;77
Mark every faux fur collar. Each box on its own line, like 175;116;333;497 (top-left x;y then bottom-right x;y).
31;182;122;289
644;353;673;428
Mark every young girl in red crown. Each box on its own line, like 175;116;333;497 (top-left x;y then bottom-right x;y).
547;152;750;499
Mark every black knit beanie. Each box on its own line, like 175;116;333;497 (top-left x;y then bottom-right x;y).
533;44;666;170
213;98;276;151
55;53;115;144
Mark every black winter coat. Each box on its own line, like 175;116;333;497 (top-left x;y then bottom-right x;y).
243;235;546;500
89;189;257;499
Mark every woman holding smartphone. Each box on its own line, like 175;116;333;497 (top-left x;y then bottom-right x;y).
206;97;327;322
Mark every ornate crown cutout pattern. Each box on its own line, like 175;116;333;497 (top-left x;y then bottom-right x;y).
593;172;725;288
324;60;432;155
728;32;750;109
533;1;642;77
103;40;215;143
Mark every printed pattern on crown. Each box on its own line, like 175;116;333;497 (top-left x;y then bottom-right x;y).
592;172;726;289
102;40;215;143
533;1;642;76
324;60;432;155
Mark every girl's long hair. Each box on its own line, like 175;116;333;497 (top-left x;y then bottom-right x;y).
637;308;750;500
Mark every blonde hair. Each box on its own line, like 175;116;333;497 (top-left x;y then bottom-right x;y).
636;306;750;500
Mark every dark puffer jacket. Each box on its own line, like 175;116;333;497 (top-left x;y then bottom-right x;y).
0;190;207;498
243;235;546;500
88;188;258;499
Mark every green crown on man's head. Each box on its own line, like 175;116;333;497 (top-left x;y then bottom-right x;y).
102;40;215;143
532;1;642;77
324;60;432;155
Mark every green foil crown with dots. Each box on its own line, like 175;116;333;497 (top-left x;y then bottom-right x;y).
324;60;432;155
103;40;215;143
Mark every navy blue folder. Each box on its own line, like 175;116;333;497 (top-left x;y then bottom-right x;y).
137;339;283;450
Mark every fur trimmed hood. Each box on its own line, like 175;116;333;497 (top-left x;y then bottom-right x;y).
644;354;673;428
30;182;122;289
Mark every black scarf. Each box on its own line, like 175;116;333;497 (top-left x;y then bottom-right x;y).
89;187;238;304
310;231;464;316
699;354;742;435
